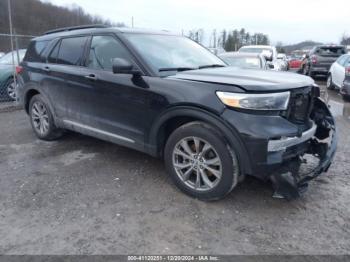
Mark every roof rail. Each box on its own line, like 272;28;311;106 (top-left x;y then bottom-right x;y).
44;24;108;35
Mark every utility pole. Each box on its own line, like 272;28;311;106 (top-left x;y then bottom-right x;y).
131;16;134;28
7;0;17;101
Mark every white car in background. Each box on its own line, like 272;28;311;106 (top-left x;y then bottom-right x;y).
327;54;350;90
238;45;284;71
0;52;5;58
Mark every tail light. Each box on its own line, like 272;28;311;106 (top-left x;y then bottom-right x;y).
346;67;350;76
15;65;23;74
311;55;317;64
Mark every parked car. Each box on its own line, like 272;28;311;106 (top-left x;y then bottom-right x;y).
300;45;347;77
238;45;283;71
327;54;350;95
0;52;5;58
218;52;272;70
18;25;336;200
277;53;289;71
0;49;26;101
288;55;303;69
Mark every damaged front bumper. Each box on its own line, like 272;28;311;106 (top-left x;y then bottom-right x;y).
270;98;337;199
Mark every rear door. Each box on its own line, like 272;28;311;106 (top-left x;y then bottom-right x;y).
43;36;89;118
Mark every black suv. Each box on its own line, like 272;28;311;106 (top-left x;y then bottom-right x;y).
301;45;347;77
18;25;337;200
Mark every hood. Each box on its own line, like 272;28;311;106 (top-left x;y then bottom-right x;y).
167;67;314;92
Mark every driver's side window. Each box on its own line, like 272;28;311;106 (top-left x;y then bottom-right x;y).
87;35;134;70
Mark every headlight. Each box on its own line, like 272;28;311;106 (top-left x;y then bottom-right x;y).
216;91;290;111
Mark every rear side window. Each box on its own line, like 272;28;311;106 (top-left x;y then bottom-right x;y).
24;40;50;62
55;36;88;66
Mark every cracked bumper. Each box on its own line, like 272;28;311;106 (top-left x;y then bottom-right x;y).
269;98;337;199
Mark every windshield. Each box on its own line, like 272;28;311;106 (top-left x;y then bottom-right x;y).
239;47;272;54
124;34;226;75
221;56;261;69
0;50;26;65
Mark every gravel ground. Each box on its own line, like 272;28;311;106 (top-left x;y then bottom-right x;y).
0;81;349;255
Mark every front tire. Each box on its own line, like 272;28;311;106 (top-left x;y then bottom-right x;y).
164;122;239;201
29;94;64;141
326;74;335;90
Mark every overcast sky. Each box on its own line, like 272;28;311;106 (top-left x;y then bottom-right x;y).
45;0;349;45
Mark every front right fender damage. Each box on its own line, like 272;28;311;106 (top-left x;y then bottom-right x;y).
270;98;337;200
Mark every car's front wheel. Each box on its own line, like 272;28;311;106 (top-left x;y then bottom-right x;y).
164;122;239;201
29;94;64;141
326;74;335;90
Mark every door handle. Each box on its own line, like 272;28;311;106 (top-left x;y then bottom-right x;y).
85;74;97;81
43;66;50;72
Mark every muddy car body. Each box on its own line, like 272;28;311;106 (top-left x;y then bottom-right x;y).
17;26;337;200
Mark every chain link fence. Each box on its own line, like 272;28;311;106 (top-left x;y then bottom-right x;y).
0;33;34;111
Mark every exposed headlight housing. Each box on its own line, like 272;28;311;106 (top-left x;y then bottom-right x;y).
216;91;290;111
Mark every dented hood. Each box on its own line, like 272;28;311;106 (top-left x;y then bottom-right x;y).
168;67;314;92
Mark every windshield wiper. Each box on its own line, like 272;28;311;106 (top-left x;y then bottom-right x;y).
198;64;226;69
159;67;197;72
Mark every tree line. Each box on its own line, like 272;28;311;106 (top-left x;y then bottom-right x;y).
187;28;270;51
0;0;125;52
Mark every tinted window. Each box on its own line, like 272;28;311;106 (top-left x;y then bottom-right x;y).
56;37;88;65
24;40;49;62
317;47;346;56
48;41;60;64
87;35;134;70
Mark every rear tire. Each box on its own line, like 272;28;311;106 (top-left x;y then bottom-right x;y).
326;74;335;90
29;94;64;141
5;78;16;101
164;121;239;201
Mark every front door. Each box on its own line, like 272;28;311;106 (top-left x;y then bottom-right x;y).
64;35;152;148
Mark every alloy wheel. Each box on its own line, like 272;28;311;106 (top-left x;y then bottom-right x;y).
31;101;50;135
327;75;332;88
7;81;17;100
172;136;223;191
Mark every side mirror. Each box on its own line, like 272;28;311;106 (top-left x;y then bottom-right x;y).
112;58;141;75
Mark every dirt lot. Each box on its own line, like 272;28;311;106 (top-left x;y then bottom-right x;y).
0;80;349;255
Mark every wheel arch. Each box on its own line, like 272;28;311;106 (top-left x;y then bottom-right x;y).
147;106;252;175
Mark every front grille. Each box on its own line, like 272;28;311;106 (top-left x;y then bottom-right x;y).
285;86;315;125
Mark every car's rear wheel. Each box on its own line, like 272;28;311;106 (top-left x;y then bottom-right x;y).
5;78;17;101
164;122;239;201
326;74;335;90
29;94;64;141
